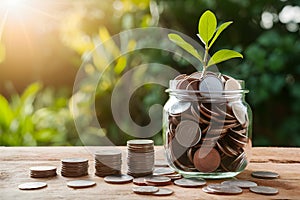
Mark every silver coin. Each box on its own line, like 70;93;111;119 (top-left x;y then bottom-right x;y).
61;158;88;163
221;180;257;188
132;186;159;194
199;75;224;96
67;180;96;188
30;166;57;172
224;78;241;90
18;182;47;190
104;174;133;184
251;171;279;179
145;176;171;185
174;178;206;188
175;120;201;147
232;103;247;125
153;167;175;176
205;184;243;194
169;101;191;115
127;139;154;146
250;186;279;195
153;188;174;196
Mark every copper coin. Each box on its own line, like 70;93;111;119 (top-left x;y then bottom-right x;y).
104;174;133;184
250;186;279;195
193;148;221;172
153;188;174;196
251;171;279;179
67;180;96;188
132;186;159;194
221;180;257;188
174;178;206;188
18;182;47;190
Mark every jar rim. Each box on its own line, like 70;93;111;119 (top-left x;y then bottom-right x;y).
165;88;249;94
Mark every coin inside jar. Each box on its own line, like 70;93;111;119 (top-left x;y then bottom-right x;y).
175;120;201;147
199;75;224;96
193;148;221;172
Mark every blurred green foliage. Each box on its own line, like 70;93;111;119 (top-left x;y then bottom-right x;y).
1;0;300;146
0;83;78;146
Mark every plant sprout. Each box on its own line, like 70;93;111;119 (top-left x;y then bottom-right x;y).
168;10;243;75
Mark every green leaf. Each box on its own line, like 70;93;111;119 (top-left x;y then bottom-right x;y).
198;10;217;45
207;49;243;67
168;33;203;62
208;21;233;49
0;95;13;128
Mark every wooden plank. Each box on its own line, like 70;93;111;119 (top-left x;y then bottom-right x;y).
0;147;299;199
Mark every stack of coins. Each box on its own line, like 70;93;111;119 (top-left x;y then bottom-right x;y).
166;72;250;173
30;166;57;178
61;158;89;177
94;149;122;177
127;140;154;177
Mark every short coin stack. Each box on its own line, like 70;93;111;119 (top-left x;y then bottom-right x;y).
94;149;122;177
61;158;89;177
127;140;154;177
30;166;57;178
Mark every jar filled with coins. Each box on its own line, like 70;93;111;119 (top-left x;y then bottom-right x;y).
163;71;252;179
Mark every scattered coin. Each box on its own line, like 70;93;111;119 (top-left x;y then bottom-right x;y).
132;186;159;195
203;184;243;195
221;180;257;188
250;186;279;195
145;176;172;186
104;174;133;184
133;177;148;186
18;182;47;190
164;173;182;180
251;171;279;179
153;167;175;176
174;178;206;188
67;180;96;188
152;188;174;196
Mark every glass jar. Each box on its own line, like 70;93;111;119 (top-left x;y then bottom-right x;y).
163;79;252;179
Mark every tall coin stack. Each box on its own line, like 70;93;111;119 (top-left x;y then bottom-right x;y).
127;140;154;177
94;149;122;177
61;158;89;177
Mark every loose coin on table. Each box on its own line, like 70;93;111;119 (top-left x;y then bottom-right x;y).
203;184;243;195
67;180;96;189
104;174;133;184
250;186;279;195
145;176;172;186
18;182;47;190
153;167;175;176
153;188;174;196
221;180;257;188
251;171;279;179
154;160;169;167
174;178;206;188
132;186;159;195
133;177;148;186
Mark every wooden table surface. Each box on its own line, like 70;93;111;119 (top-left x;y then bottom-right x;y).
0;146;299;200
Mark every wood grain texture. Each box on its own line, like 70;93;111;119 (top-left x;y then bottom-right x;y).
0;147;299;200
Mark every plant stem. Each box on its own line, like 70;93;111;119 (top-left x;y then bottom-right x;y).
201;46;209;78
